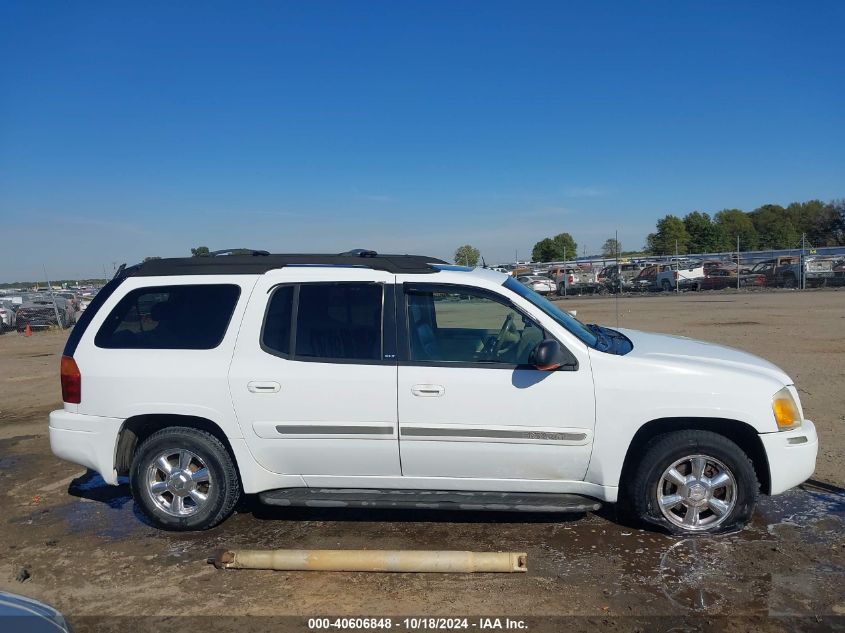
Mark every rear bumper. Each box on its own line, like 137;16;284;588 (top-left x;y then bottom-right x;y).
759;419;818;495
49;409;123;485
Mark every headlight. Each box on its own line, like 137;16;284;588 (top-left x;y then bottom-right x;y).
772;386;802;431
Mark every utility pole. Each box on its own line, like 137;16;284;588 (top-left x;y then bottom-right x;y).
801;233;806;290
736;235;741;290
563;245;567;297
674;239;679;294
43;266;63;328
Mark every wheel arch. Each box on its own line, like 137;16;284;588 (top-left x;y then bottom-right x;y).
619;417;771;496
115;414;239;479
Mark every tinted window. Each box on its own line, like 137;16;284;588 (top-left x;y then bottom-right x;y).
407;288;543;365
95;284;240;349
262;286;294;356
294;284;383;361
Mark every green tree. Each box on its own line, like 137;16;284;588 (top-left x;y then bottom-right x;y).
601;238;621;258
749;204;798;250
714;209;758;251
190;246;210;257
646;215;689;255
787;200;842;246
683;212;722;253
453;244;480;267
532;232;577;262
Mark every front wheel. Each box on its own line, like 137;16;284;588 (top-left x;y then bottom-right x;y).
626;430;758;534
130;427;241;531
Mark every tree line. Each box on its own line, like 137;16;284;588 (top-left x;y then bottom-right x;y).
470;198;845;265
646;199;845;256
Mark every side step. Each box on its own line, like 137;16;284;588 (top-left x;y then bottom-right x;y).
258;488;602;513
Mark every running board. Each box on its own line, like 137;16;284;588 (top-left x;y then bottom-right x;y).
258;488;602;513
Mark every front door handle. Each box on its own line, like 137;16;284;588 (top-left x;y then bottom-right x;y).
247;381;281;393
411;384;445;397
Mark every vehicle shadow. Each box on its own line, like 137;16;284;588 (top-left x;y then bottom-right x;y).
67;469;132;508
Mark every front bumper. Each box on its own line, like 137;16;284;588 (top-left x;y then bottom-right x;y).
759;419;818;495
49;409;123;485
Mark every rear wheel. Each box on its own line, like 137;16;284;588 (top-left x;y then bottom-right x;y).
627;430;758;534
130;427;240;531
661;279;672;292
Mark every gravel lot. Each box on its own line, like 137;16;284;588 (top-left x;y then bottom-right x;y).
0;290;842;632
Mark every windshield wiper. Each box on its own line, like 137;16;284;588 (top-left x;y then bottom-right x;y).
586;323;611;351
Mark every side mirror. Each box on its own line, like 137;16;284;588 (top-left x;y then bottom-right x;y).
530;339;576;371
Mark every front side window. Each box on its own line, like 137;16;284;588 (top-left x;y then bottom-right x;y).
406;287;544;365
95;284;240;349
262;283;383;362
503;277;598;347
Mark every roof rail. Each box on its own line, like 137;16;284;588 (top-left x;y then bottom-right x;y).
122;251;449;277
204;249;270;257
338;248;378;258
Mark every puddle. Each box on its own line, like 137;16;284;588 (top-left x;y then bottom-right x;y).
755;484;844;544
48;471;144;539
0;455;23;470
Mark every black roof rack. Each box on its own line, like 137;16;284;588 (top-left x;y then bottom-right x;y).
120;251;448;278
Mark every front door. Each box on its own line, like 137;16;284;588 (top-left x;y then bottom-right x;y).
397;283;595;481
229;271;400;477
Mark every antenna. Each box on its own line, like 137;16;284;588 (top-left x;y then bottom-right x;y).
615;229;619;330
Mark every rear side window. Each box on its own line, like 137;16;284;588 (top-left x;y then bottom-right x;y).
95;284;240;349
261;286;294;355
262;283;383;362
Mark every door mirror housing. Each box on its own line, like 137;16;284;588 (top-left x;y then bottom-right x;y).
530;339;577;371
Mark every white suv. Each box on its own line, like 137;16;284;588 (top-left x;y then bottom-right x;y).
49;250;818;533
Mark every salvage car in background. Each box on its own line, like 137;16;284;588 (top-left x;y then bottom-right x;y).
0;304;14;332
655;261;706;291
0;592;72;633
15;298;71;331
517;275;555;295
597;263;648;293
694;267;766;291
549;267;599;295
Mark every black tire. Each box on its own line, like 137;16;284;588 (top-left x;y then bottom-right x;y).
661;279;672;292
626;430;758;535
130;426;240;531
782;274;797;288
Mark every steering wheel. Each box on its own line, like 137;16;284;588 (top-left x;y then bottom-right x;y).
481;313;515;360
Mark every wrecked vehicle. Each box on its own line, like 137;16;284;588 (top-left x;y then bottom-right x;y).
49;251;817;534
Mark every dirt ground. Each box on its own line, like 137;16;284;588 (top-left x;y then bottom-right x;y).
0;290;843;632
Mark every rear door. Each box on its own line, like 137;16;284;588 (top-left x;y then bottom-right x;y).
229;269;401;477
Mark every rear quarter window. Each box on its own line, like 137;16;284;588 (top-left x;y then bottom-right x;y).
94;284;241;349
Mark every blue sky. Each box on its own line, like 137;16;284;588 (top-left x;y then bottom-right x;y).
1;1;843;281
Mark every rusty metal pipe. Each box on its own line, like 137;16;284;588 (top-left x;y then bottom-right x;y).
209;549;527;573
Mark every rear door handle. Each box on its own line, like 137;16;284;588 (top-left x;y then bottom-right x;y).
411;384;445;397
247;381;281;393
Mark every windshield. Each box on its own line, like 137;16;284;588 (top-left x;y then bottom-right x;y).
504;277;598;347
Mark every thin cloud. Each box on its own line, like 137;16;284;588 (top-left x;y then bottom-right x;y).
563;186;608;198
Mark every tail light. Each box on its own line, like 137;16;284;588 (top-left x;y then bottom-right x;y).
673;271;679;280
60;355;81;404
568;275;574;284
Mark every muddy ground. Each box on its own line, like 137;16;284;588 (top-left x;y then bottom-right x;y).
0;290;843;632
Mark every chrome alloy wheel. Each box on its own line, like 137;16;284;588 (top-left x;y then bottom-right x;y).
656;454;737;531
145;449;211;517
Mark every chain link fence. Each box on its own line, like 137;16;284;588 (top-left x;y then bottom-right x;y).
518;236;845;296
